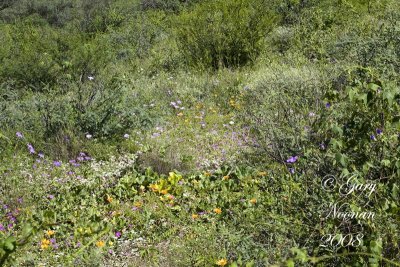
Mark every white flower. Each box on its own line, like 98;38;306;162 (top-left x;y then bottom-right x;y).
123;134;130;139
229;121;234;125
86;134;92;139
88;76;94;81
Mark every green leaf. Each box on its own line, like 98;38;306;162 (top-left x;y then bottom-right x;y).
286;259;295;267
3;237;16;252
335;153;347;167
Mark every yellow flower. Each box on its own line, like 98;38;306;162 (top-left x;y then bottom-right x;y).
108;241;114;246
204;172;211;177
216;258;228;266
250;198;257;204
134;201;142;208
177;112;184;117
106;194;113;203
257;171;267;176
46;230;55;236
149;184;158;192
213;208;222;214
96;240;105;248
192;214;199;219
41;239;51;250
160;189;168;195
222;175;230;180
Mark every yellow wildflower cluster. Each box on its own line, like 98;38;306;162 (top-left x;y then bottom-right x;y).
96;240;105;248
41;239;51;250
216;258;228;266
213;208;222;214
45;230;55;237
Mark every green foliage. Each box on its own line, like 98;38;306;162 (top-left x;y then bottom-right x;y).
174;0;277;69
1;0;400;265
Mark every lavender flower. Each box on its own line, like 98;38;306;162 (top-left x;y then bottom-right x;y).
286;156;298;163
115;231;122;238
27;144;35;154
289;168;295;174
38;152;44;158
16;132;23;138
53;161;61;167
0;224;4;231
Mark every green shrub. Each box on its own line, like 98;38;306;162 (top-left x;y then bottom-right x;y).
174;0;277;69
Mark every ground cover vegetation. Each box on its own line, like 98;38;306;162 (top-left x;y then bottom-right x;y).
0;0;399;266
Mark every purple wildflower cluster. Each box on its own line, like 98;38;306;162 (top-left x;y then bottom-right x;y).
170;100;185;110
151;126;164;138
69;152;91;167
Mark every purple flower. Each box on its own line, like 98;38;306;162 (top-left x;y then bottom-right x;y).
370;134;377;141
77;156;84;161
18;198;23;204
38;152;44;158
79;152;86;157
115;231;122;238
84;156;91;161
376;129;383;135
16;132;23;138
132;206;139;211
48;195;55;200
0;224;4;231
286;156;298;163
50;238;56;244
27;144;35;154
325;102;331;108
320;143;326;150
69;159;76;164
151;132;161;138
53;161;61;167
289;168;295;174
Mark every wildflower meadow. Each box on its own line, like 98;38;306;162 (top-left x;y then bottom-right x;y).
0;0;400;266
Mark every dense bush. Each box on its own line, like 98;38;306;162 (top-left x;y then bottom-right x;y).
174;0;277;69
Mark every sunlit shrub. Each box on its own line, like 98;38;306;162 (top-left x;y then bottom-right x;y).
174;0;277;69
